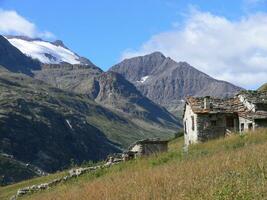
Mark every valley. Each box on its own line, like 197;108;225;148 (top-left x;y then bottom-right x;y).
0;34;245;187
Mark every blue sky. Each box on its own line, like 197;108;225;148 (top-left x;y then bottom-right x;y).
0;0;267;88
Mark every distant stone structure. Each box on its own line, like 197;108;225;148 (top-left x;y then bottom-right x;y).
183;91;267;145
10;138;169;200
122;139;168;160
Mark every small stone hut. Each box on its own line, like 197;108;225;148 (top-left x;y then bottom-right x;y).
183;91;267;145
123;139;168;160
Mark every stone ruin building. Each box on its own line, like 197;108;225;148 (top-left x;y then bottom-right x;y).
183;91;267;145
122;139;169;161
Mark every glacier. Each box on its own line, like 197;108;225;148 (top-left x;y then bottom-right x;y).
7;37;81;65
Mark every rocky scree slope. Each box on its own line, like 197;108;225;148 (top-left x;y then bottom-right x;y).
33;63;103;94
34;67;180;135
34;64;180;131
91;71;179;128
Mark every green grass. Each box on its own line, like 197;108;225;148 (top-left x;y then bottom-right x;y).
0;155;38;186
3;130;267;200
0;171;68;200
258;83;267;92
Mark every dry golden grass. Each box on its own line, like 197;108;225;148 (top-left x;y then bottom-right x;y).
18;129;267;200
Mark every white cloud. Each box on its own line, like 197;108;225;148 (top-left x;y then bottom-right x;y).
0;9;54;39
121;10;267;89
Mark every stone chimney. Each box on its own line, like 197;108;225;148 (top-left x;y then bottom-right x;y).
204;96;211;110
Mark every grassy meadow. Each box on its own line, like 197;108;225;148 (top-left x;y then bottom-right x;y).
2;129;267;200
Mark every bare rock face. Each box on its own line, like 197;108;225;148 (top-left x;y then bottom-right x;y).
110;52;166;82
91;71;180;129
34;63;103;94
110;52;242;117
34;64;181;130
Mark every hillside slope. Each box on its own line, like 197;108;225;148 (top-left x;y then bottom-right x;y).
91;72;179;128
33;63;103;93
0;67;177;174
0;155;40;186
110;52;242;116
35;68;180;129
2;129;267;200
0;67;121;172
258;83;267;92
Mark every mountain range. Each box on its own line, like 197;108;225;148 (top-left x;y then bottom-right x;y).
0;35;242;184
110;52;242;117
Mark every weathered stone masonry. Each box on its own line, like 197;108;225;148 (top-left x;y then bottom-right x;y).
183;91;267;145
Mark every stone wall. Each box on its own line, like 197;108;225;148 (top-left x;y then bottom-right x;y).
141;143;168;156
183;104;198;145
239;117;255;132
10;160;121;200
197;113;238;142
238;95;256;112
129;143;168;157
130;144;142;155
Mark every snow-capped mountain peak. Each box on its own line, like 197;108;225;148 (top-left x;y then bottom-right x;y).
6;36;89;65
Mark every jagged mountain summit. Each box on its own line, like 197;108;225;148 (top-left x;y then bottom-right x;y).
5;35;93;65
110;52;243;116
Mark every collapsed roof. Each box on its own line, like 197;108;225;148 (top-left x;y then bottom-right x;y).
185;91;267;120
127;139;169;151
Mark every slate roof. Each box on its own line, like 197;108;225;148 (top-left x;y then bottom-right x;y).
185;96;240;114
237;91;267;120
185;91;267;120
127;138;168;151
238;90;267;104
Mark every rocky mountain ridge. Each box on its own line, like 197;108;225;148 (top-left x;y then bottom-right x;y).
91;71;178;127
110;52;243;116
